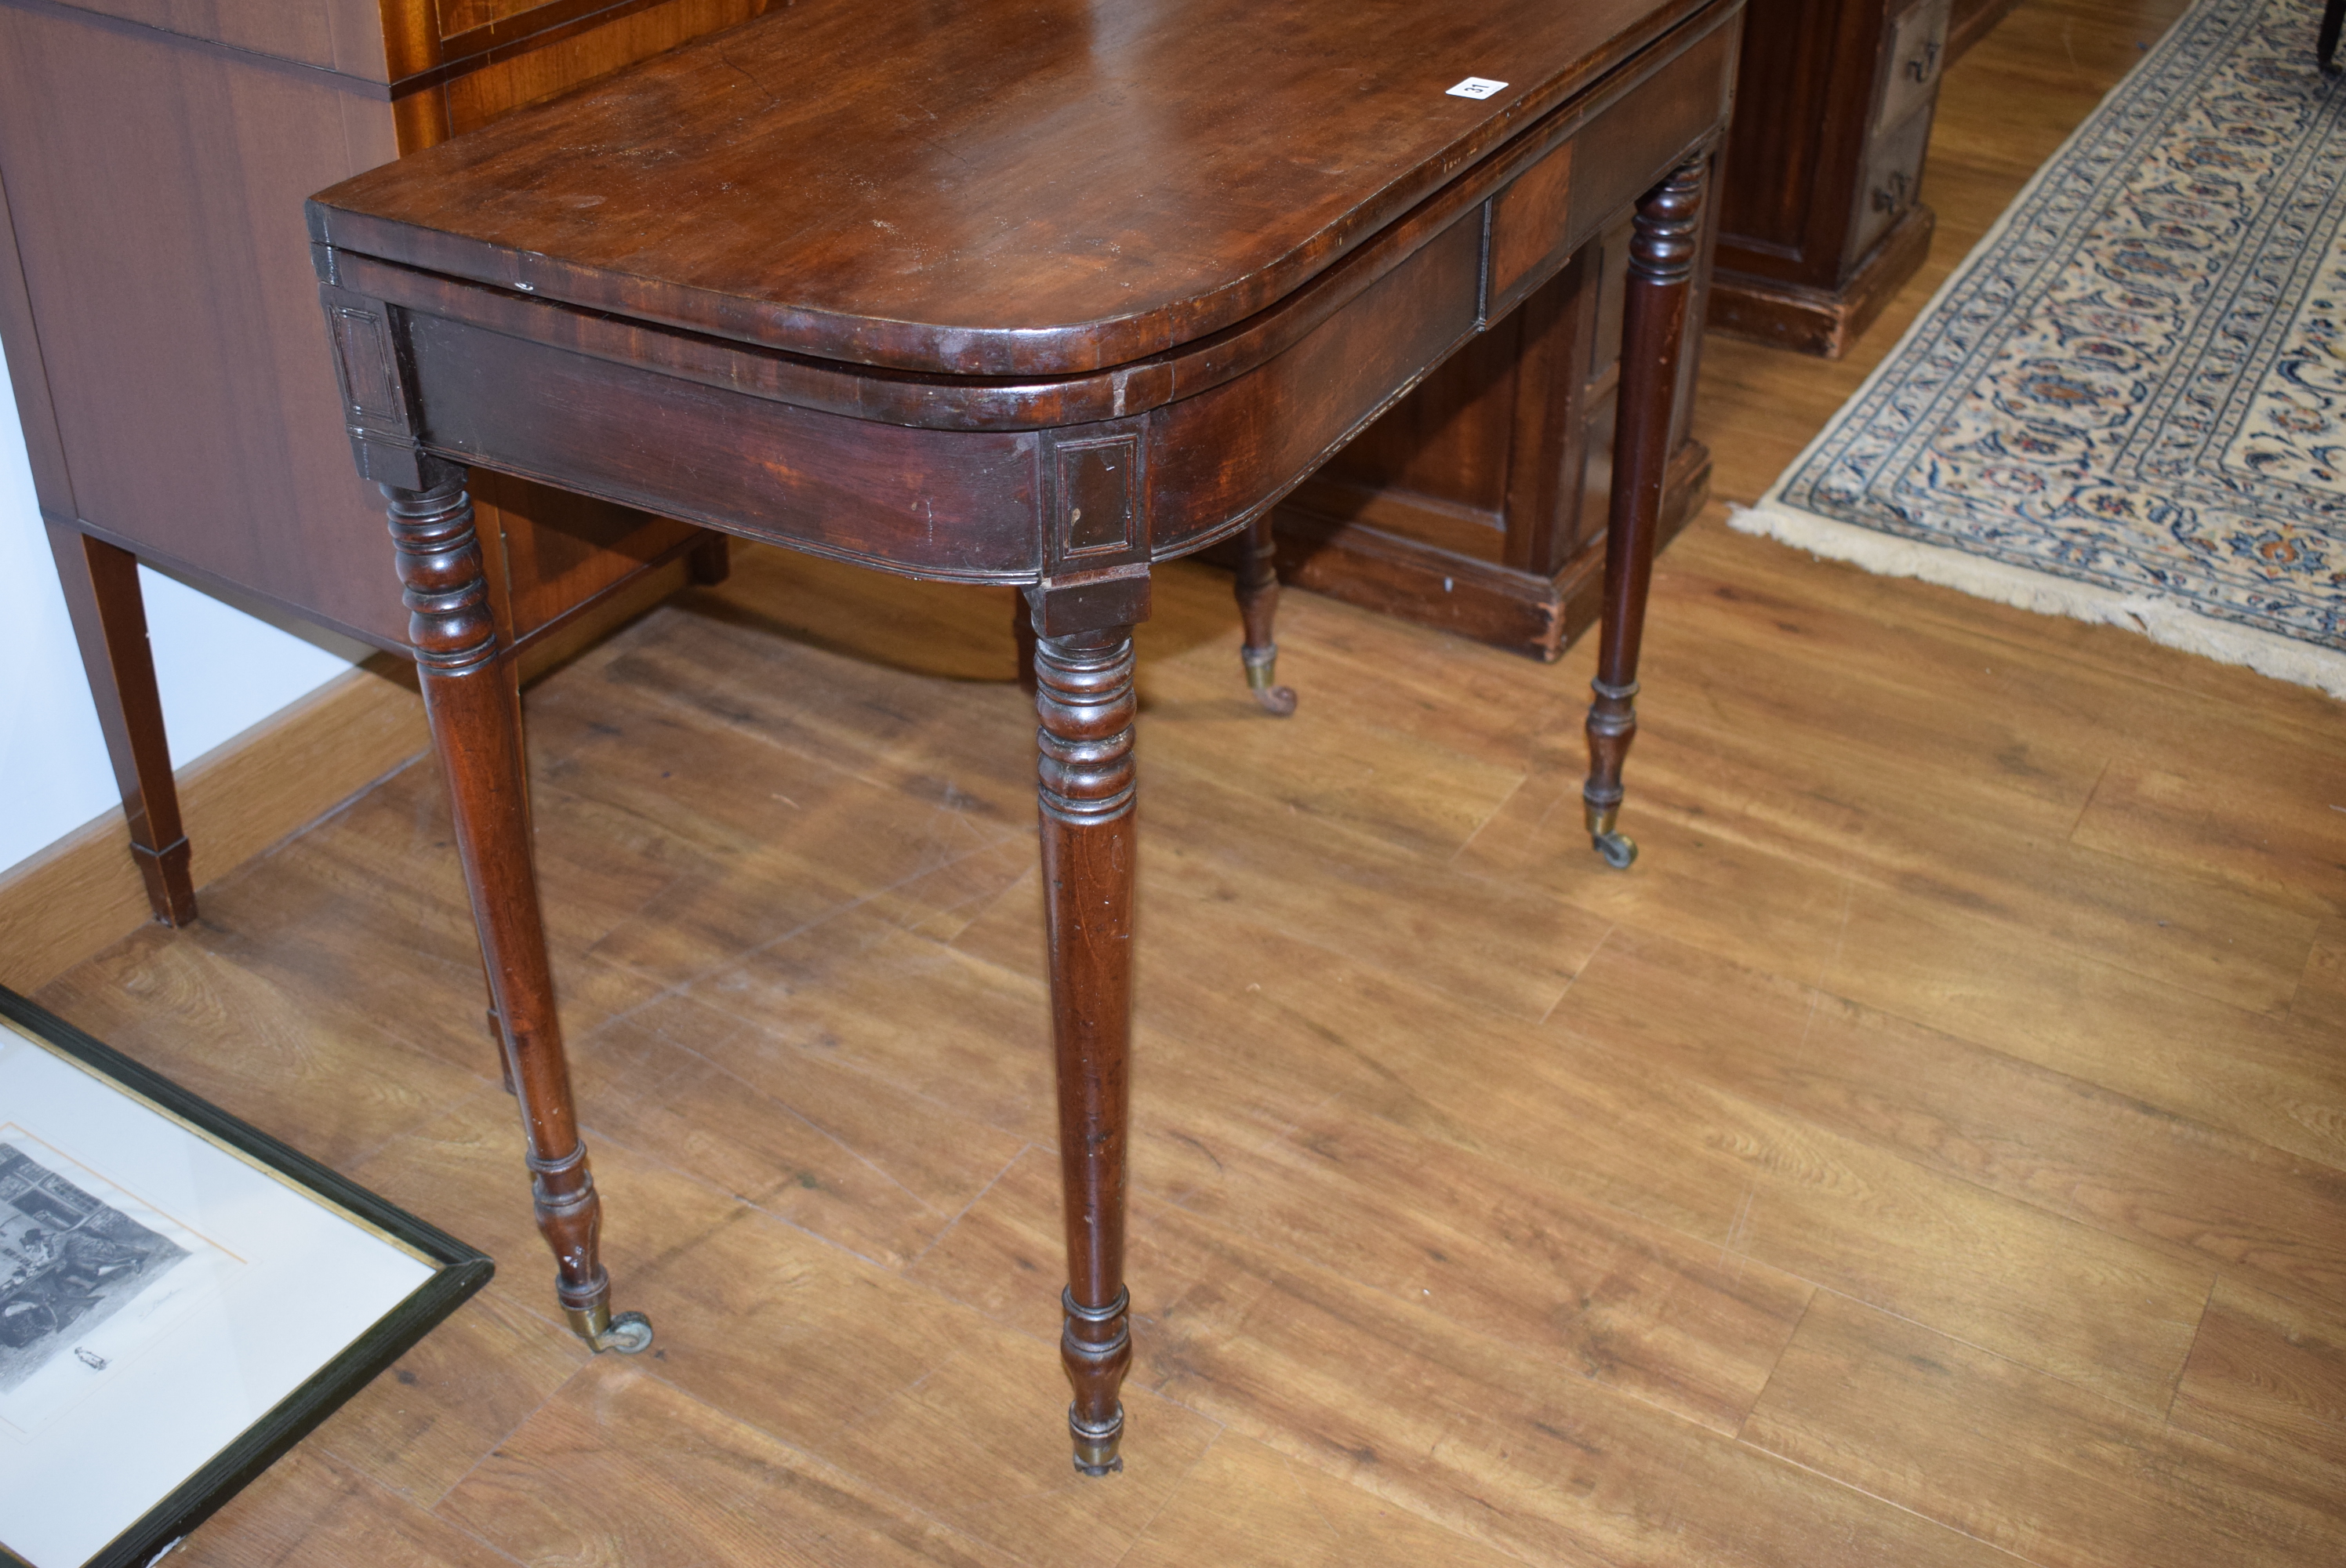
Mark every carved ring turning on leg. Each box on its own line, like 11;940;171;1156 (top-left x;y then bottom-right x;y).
1032;615;1140;1474
384;469;654;1358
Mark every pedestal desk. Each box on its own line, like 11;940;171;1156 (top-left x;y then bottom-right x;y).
306;0;1742;1474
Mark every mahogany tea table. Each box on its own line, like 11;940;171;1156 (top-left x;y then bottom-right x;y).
306;0;1741;1474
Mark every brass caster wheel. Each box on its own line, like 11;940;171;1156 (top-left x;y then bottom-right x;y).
568;1298;656;1354
1592;831;1638;870
1241;646;1298;717
593;1310;656;1355
1250;682;1298;717
1070;1405;1125;1476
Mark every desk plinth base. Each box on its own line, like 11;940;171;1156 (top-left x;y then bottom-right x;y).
1708;204;1935;360
1256;437;1708;663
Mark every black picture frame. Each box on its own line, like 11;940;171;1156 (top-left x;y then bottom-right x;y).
0;984;492;1568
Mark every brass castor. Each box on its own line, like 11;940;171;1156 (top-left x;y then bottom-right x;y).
1241;644;1298;717
595;1311;656;1353
1592;830;1638;869
1070;1404;1126;1476
1585;800;1637;870
567;1300;656;1354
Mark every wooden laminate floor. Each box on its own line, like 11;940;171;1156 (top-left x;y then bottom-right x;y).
41;0;2346;1561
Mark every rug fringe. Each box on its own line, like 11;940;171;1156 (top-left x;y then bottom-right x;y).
1727;501;2346;699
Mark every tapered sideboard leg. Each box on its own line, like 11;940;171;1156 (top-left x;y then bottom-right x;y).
1233;515;1297;716
45;524;197;925
1584;154;1709;871
1032;622;1138;1475
382;470;650;1356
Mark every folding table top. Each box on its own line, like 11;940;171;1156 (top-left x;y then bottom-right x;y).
308;0;1710;379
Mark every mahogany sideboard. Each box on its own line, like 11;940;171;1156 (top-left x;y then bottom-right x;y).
307;0;1742;1474
0;0;771;924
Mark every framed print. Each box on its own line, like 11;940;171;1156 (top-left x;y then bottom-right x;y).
0;985;492;1568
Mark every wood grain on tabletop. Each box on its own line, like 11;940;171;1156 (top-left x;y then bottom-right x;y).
312;0;1712;374
38;0;2346;1562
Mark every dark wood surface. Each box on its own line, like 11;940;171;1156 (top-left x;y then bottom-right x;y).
1;2;409;644
1582;158;1708;869
382;466;625;1346
1232;517;1298;715
310;8;1740;571
306;0;1739;1472
42;526;195;924
314;0;1719;376
1031;620;1142;1474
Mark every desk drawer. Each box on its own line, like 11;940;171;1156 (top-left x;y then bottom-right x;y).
1847;104;1931;266
1873;0;1950;138
1485;6;1737;320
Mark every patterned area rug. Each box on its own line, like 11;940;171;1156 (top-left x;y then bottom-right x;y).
1736;0;2346;696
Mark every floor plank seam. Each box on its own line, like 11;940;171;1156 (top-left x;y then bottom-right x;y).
582;1010;959;1221
902;1142;1032;1272
1534;921;1614;1029
579;835;1031;1013
1729;1425;2050;1568
630;1360;1024;1566
332;1081;511;1193
2161;1274;2221;1427
409;1354;603;1526
2064;753;2116;844
574;1119;946;1276
580;827;1044;1036
1105;1428;1229;1567
1734;1285;1818;1444
1823;1283;2195;1427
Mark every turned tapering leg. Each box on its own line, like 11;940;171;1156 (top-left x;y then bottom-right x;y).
45;524;197;925
1233;515;1297;717
383;470;650;1356
1585;155;1708;871
1032;618;1138;1475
